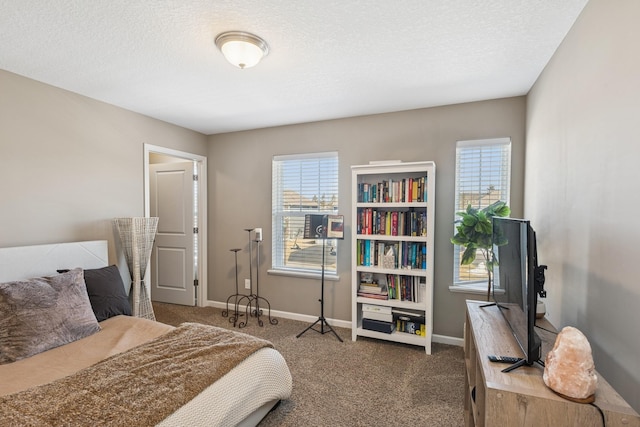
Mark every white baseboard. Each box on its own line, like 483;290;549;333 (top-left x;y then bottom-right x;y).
206;300;352;329
432;334;464;347
206;300;463;347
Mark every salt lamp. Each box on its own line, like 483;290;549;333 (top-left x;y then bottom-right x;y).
543;326;597;403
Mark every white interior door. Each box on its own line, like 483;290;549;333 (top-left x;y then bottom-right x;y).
149;161;196;305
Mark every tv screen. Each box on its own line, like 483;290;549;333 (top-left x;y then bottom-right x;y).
492;217;545;371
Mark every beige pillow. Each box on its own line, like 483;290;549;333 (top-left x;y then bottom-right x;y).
0;268;101;364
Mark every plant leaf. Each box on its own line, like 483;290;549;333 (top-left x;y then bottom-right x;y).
462;215;477;227
451;234;468;245
475;220;492;235
460;246;477;265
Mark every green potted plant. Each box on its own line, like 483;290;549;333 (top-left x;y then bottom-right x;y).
451;201;511;301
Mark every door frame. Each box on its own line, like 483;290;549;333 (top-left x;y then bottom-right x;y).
143;143;208;307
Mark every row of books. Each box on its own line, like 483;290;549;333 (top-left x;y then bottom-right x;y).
386;274;424;302
357;175;429;203
357;208;427;237
357;274;426;303
356;240;427;270
361;304;426;336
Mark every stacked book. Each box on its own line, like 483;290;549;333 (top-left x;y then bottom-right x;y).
357;282;388;300
361;304;395;334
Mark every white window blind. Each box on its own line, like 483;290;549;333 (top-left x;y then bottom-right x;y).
272;152;339;275
453;138;511;285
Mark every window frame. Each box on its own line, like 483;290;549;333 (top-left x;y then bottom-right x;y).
270;151;339;279
451;138;512;290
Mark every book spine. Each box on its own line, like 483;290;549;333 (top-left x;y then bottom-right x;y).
407;178;415;203
364;240;370;266
373;211;377;235
391;211;398;236
423;174;428;202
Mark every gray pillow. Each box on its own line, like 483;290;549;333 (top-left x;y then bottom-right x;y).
0;268;101;364
58;265;132;321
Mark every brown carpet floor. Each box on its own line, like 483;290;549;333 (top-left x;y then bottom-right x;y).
153;302;465;427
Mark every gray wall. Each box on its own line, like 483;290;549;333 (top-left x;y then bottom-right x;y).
0;70;208;264
207;96;526;339
526;0;639;412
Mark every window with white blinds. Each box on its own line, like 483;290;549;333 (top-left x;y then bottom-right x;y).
272;152;339;275
453;138;511;285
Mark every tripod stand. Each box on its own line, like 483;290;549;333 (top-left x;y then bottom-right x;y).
296;234;343;342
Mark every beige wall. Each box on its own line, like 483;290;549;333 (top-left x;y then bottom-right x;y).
0;70;208;264
526;0;640;411
0;67;525;342
208;96;526;339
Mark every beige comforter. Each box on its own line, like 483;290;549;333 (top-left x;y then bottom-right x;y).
0;322;272;426
0;315;173;397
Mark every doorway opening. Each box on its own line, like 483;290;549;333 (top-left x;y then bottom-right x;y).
144;144;207;307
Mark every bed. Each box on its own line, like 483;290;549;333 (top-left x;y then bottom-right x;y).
0;240;292;427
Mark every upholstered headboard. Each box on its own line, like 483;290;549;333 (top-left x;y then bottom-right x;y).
0;240;108;282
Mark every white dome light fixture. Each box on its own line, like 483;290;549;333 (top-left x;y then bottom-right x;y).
215;31;269;69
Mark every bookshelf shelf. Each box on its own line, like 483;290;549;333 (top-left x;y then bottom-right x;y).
356;202;428;209
351;161;436;354
355;296;425;311
355;327;427;346
356;234;427;243
356;265;426;276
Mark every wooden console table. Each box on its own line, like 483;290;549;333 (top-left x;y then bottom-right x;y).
464;300;639;427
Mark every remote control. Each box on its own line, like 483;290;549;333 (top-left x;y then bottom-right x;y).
488;355;522;364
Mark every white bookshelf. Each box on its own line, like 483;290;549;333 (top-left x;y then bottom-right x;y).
351;161;435;354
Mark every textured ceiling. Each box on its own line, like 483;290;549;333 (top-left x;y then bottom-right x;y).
0;0;588;135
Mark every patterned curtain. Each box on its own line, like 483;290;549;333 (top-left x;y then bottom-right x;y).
113;217;159;320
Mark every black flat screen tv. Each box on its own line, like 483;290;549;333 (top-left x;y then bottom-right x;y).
491;217;546;372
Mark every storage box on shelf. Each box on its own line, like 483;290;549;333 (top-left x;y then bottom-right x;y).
351;161;435;354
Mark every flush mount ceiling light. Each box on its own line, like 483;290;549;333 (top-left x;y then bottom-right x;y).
215;31;269;69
